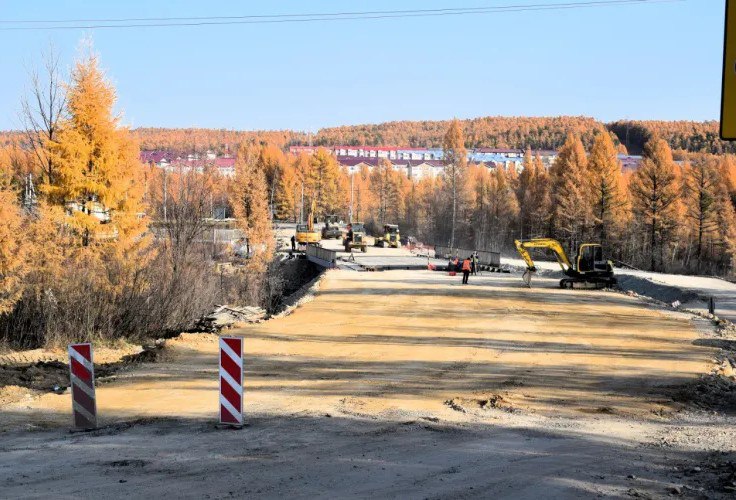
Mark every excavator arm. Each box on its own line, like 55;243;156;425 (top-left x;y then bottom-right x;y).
307;199;316;232
514;238;574;287
514;238;573;272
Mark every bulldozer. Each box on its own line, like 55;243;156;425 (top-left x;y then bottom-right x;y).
343;222;368;253
374;224;400;248
295;201;320;245
514;238;616;289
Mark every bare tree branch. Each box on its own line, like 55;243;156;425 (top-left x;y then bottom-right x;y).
19;45;67;186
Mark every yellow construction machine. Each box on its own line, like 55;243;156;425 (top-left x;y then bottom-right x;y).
514;238;616;289
295;200;320;245
374;224;400;248
343;222;368;252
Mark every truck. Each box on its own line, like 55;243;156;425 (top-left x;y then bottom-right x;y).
321;214;342;240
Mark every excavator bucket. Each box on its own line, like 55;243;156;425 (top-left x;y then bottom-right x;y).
522;269;535;288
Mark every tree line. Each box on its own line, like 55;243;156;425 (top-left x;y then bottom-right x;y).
4;117;731;158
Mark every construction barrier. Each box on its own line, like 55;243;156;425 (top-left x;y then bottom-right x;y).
219;336;244;426
434;245;501;268
476;249;501;268
68;343;97;430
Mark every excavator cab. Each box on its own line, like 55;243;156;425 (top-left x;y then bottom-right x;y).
577;244;605;273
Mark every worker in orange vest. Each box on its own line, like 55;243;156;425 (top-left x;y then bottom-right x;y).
461;256;472;284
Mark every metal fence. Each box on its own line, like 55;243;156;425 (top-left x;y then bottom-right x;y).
306;244;338;268
434;245;501;268
149;226;244;245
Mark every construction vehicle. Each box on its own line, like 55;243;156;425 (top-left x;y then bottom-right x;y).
514;238;616;289
295;201;320;245
374;224;400;248
343;222;368;253
321;214;342;240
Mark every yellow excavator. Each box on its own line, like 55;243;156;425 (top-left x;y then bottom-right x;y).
514;238;616;289
295;200;320;245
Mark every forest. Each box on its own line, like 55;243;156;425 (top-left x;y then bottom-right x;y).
4;116;728;158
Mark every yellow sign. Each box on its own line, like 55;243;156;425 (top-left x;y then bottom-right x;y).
722;0;736;139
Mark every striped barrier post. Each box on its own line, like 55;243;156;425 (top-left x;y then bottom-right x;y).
67;343;97;430
219;336;244;426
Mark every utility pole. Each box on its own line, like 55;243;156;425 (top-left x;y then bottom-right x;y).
349;172;354;222
300;182;304;223
163;169;168;223
270;172;277;219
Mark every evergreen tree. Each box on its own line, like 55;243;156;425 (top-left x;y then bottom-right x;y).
369;159;405;227
273;161;301;222
232;143;273;268
306;148;342;218
517;147;535;239
719;155;736;208
46;53;145;247
257;144;288;213
528;155;552;238
714;181;736;272
0;188;26;314
488;166;520;249
442;119;467;248
551;133;590;249
272;167;294;221
629;138;679;271
467;165;491;249
588;132;626;243
351;165;372;223
682;156;720;270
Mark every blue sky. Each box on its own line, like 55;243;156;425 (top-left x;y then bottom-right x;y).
0;0;724;131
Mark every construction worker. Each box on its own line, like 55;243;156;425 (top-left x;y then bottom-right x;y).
461;256;471;284
346;224;354;243
452;256;459;272
291;235;296;251
471;252;478;275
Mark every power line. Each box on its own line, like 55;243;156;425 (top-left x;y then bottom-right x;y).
0;0;678;24
0;0;684;31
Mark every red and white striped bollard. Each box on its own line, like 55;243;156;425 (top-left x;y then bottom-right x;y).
219;336;244;426
67;343;97;429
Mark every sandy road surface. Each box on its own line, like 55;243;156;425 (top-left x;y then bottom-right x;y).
1;270;735;498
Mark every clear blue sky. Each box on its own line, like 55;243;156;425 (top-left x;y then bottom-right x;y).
0;0;725;131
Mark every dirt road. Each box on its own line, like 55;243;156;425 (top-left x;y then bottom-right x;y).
1;270;735;498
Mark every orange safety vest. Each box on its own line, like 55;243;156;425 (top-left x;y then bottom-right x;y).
462;259;471;272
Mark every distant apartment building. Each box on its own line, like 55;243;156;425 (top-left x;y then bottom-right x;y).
337;157;446;181
140;150;236;177
139;146;642;182
289;145;558;180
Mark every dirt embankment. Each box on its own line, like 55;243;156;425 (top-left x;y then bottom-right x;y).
0;342;165;408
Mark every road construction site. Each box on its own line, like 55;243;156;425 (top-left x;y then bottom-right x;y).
1;238;736;498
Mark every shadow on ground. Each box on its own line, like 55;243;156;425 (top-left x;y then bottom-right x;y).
0;409;734;499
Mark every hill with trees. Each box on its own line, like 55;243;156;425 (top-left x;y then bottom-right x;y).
2;116;732;157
